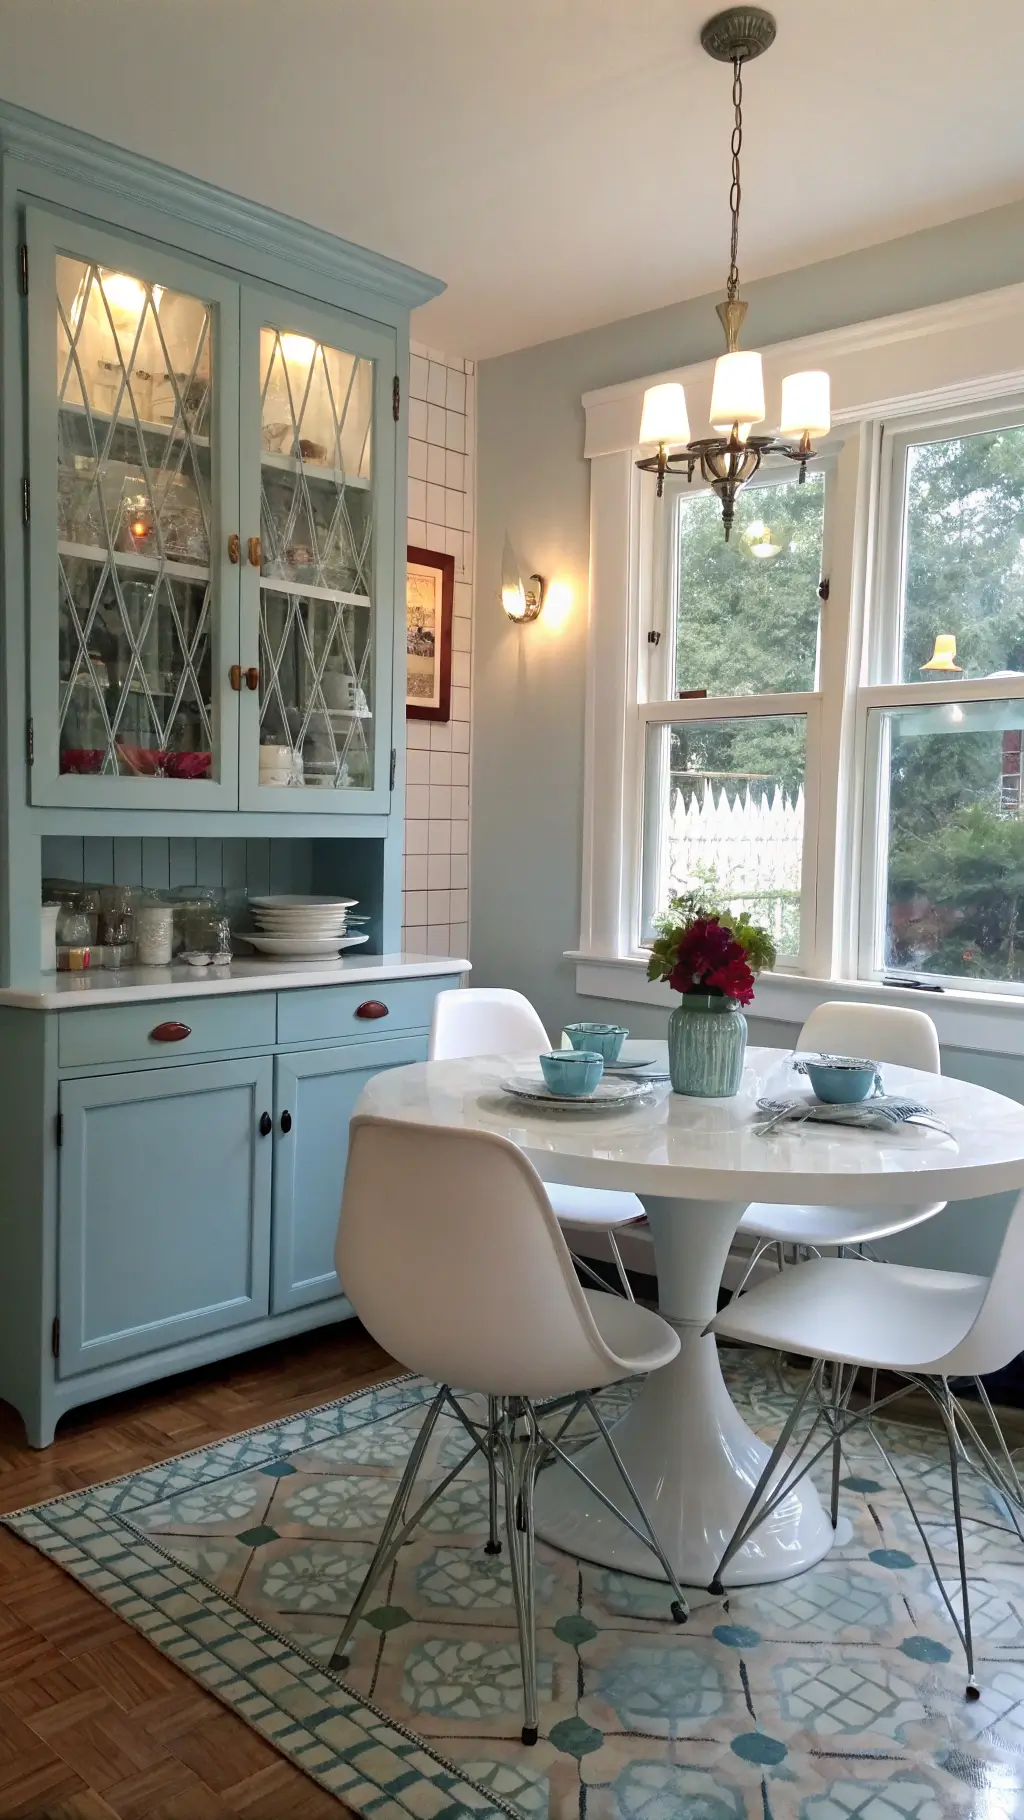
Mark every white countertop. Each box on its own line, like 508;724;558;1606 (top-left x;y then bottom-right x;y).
0;952;471;1010
357;1045;1024;1206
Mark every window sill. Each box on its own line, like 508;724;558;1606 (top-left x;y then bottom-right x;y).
568;953;1024;1057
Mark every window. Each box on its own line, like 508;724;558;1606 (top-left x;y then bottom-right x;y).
580;298;1024;1025
638;466;827;966
861;408;1024;991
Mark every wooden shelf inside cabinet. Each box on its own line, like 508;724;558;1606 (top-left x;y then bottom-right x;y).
58;542;210;583
260;450;370;489
59;400;210;449
258;574;371;607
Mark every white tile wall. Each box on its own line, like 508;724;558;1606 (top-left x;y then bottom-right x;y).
403;342;474;960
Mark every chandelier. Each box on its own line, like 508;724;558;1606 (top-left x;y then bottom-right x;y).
636;7;830;539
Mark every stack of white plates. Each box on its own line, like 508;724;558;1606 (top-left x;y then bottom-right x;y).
245;894;369;957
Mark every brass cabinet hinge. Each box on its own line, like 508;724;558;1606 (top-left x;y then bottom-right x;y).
55;1111;63;1147
389;747;396;791
26;719;34;766
392;375;400;423
22;478;30;525
18;243;27;296
50;1316;60;1359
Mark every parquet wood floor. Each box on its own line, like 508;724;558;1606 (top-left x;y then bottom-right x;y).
0;1321;398;1819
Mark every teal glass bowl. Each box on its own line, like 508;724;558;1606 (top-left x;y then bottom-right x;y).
564;1022;628;1063
540;1050;605;1096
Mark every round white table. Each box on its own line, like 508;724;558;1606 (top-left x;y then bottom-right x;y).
357;1044;1024;1588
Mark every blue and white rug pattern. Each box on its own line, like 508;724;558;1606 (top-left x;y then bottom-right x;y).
6;1353;1024;1820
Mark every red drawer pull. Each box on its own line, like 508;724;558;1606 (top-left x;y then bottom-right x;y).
150;1021;191;1043
355;1000;389;1021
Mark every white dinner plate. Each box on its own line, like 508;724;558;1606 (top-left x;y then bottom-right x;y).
249;894;358;911
252;915;352;931
498;1073;654;1108
244;932;369;956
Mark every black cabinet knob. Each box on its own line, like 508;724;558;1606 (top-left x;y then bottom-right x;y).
259;1111;272;1137
280;1110;292;1134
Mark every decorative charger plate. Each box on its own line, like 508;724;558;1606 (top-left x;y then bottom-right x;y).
498;1072;655;1108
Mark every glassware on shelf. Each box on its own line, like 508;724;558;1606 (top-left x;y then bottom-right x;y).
55;253;216;788
58;455;103;546
56;906;93;971
183;906;232;966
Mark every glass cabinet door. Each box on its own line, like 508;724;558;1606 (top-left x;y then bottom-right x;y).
238;292;396;812
27;209;240;806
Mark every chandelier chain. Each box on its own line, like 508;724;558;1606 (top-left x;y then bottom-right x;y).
726;54;743;302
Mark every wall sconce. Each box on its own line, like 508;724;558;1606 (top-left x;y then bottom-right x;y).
502;535;545;622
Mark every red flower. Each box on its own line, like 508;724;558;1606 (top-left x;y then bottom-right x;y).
666;916;755;1003
706;956;755;1005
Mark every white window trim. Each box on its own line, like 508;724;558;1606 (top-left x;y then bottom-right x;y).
573;280;1024;1052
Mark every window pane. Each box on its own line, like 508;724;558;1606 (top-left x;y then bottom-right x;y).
643;715;806;956
899;425;1024;681
876;698;1024;984
675;473;824;696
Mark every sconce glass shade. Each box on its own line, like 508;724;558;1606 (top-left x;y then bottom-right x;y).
502;534;544;622
710;350;765;433
779;369;831;441
639;382;690;448
921;633;962;673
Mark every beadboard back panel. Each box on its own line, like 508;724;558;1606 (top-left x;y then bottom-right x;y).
40;836;387;952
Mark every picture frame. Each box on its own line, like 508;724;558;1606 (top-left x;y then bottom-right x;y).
406;545;454;721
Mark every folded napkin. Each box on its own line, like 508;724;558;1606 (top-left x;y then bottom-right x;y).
754;1093;951;1137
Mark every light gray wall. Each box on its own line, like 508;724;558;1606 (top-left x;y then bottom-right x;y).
471;194;1024;1276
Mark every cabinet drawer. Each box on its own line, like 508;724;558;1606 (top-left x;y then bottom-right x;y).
276;974;459;1048
58;994;277;1069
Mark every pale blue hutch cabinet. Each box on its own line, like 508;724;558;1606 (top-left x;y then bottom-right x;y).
0;103;468;1445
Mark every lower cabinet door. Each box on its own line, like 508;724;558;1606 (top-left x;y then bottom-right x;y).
271;1036;426;1313
58;1056;274;1376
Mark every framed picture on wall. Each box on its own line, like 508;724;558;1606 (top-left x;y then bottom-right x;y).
406;545;454;721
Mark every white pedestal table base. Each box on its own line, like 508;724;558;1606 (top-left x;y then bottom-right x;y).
534;1194;834;1587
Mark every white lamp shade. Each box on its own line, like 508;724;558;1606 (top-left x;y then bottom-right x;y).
779;369;831;441
639;382;690;448
710;351;765;431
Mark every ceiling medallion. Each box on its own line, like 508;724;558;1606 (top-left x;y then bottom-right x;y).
636;7;830;539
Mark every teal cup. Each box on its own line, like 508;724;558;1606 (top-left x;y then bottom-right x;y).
564;1022;628;1063
803;1055;883;1104
539;1050;604;1096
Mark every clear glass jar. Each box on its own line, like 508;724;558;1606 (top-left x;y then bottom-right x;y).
57;907;92;971
135;900;174;966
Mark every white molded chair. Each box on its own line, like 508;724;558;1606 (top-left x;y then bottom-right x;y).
430;987;646;1298
737;1001;947;1274
334;1114;687;1743
708;1191;1024;1697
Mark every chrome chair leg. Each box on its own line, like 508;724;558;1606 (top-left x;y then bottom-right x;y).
485;1395;502;1556
607;1232;636;1301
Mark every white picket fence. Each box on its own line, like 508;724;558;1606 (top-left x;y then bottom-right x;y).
665;782;804;951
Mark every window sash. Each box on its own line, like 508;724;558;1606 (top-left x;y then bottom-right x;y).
633;693;822;969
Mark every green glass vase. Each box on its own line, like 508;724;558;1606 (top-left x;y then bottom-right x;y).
667;994;747;1097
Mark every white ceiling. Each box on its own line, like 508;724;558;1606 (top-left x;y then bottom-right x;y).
1;0;1023;359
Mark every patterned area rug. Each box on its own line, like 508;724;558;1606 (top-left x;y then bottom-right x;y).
6;1351;1024;1820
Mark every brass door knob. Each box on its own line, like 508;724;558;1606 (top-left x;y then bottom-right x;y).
227;533;240;564
248;535;262;569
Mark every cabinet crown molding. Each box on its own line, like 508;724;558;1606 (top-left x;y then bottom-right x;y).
0;98;444;312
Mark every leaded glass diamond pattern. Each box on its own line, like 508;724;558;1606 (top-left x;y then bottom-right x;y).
257;325;375;791
54;255;215;778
